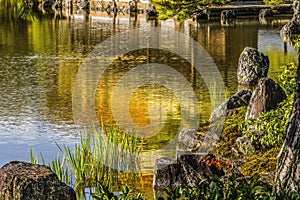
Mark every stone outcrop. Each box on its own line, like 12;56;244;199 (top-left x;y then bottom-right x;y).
0;161;76;200
210;90;252;121
237;47;269;86
153;154;224;189
245;78;287;120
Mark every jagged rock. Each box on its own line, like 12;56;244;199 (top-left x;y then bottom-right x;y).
245;78;287;120
153;154;224;189
0;161;76;200
177;128;202;152
237;47;269;86
210;90;252;121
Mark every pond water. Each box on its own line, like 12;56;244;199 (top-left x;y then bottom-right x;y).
0;7;298;198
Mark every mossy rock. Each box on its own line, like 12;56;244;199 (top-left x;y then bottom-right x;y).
210;107;247;159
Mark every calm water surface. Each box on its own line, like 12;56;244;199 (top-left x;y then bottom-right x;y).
0;9;298;197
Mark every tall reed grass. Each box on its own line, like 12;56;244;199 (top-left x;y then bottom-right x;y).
30;125;141;194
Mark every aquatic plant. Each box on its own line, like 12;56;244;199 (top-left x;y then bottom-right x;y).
30;125;141;198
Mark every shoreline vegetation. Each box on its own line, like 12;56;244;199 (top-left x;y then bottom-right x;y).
2;0;300;199
25;59;299;199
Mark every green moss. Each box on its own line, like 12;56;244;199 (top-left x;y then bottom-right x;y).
242;147;280;177
211;106;247;159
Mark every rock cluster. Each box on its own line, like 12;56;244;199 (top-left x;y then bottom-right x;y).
153;47;287;189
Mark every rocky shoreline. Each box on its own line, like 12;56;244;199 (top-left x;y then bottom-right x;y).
153;46;288;190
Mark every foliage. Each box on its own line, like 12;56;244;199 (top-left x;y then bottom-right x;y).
240;63;296;150
240;99;292;150
158;173;299;200
56;126;140;188
279;63;297;95
294;35;300;50
242;147;280;176
30;126;141;198
263;0;290;6
151;0;231;21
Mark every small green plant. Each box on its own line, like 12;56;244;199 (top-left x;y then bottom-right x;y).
30;148;45;165
279;63;297;95
240;99;292;150
158;173;293;200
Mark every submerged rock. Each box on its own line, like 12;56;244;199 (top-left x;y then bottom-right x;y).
0;161;76;200
237;47;269;86
210;90;252;121
245;78;286;120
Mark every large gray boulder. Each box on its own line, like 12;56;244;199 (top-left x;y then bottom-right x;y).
237;47;269;86
210;90;252;121
245;78;287;120
0;161;76;200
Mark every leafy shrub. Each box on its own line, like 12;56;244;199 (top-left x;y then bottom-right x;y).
158;173;299;200
279;63;297;96
240;99;292;150
240;63;296;150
